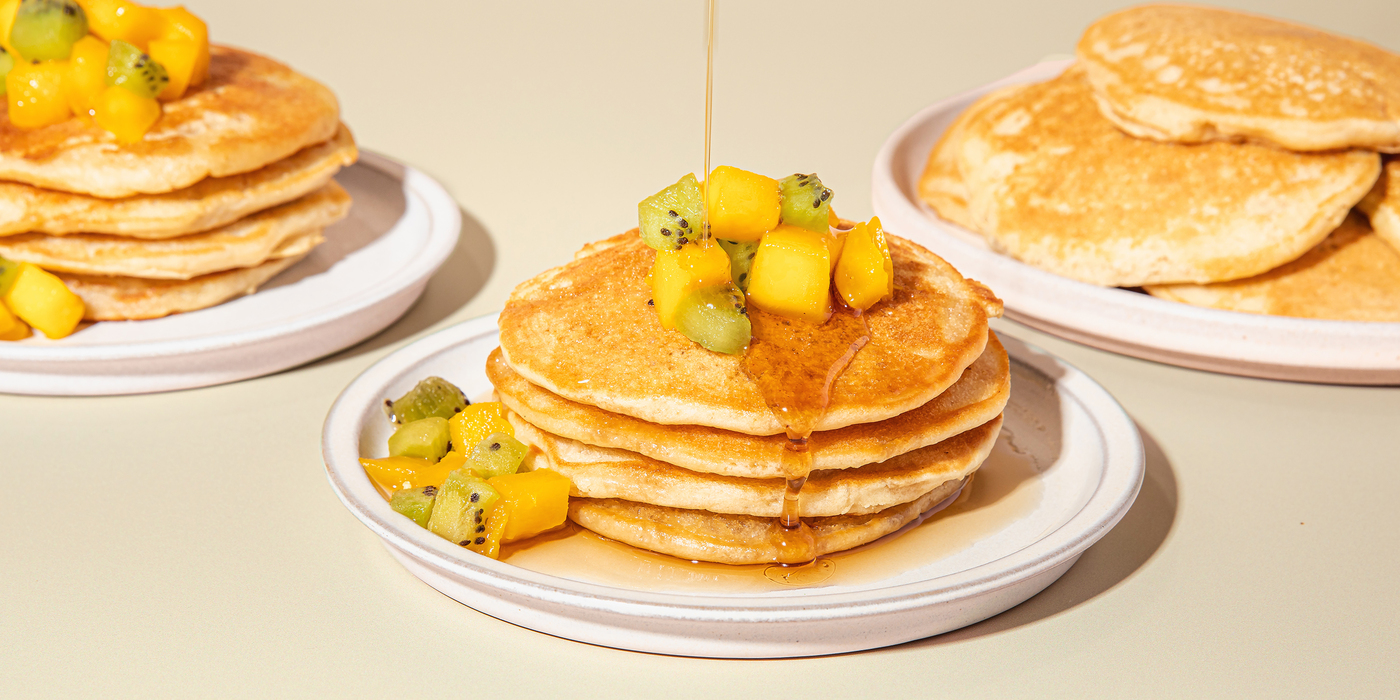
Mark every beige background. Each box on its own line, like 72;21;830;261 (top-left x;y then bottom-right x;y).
3;1;1398;697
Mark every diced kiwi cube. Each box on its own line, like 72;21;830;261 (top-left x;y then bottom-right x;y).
387;417;451;461
10;0;88;63
386;376;468;424
427;470;500;549
675;284;751;355
638;173;707;251
467;432;528;479
390;486;437;528
717;239;759;292
779;173;834;233
0;256;19;295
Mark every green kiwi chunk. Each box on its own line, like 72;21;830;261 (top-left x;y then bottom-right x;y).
105;39;169;99
675;284;750;355
9;0;87;61
0;256;19;296
384;376;468;424
427;470;500;548
390;486;437;528
717;239;759;292
387;417;451;461
0;49;14;96
467;432;528;479
638;173;707;251
779;173;833;233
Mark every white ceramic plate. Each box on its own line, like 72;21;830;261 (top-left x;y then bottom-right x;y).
872;60;1400;385
321;314;1144;658
0;152;461;396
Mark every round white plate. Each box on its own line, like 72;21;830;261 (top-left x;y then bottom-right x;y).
321;314;1144;658
872;60;1400;385
0;152;461;396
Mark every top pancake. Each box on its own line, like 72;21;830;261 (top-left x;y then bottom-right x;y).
498;232;1003;436
957;66;1379;286
917;84;1027;233
0;45;340;198
1358;158;1400;254
1078;5;1400;152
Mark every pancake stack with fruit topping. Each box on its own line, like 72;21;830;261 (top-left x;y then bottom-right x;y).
0;0;354;342
481;167;1008;565
919;4;1400;323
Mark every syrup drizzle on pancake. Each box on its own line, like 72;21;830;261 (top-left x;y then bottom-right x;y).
740;301;871;565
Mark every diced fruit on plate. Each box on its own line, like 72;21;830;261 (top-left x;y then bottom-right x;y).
359;455;455;493
779;173;833;233
638;173;706;251
63;34;106;114
7;60;71;127
77;0;162;49
390;486;437;528
834;216;894;311
705;166;779;242
427;470;500;549
448;401;512;452
387;376;468;424
92;84;159;142
467;432;528;479
747;224;832;323
651;241;731;329
489;468;572;542
1;261;84;338
674;284;750;355
387;416;451;461
717;239;759;291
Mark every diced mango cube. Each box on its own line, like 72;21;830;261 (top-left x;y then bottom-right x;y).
7;61;71;128
651;242;731;329
449;401;514;453
154;6;208;85
93;84;161;143
78;0;164;50
0;0;19;57
705;166;780;242
466;500;509;559
2;262;84;339
488;468;572;543
746;224;832;323
835;217;894;311
359;456;455;494
0;300;31;340
148;38;200;101
64;36;108;116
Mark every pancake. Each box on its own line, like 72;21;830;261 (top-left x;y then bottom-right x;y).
0;124;356;238
488;334;1009;478
498;232;1003;435
568;477;967;565
57;251;310;321
514;412;1001;518
0;45;340;197
957;66;1380;287
0;181;351;279
1358;158;1400;254
1077;5;1400;152
917;84;1027;233
1144;214;1400;322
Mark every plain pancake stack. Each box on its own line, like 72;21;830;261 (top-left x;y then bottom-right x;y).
490;232;1008;565
0;46;356;322
921;4;1400;322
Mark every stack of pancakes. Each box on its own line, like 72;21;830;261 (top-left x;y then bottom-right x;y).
0;46;355;322
489;232;1008;565
921;5;1400;322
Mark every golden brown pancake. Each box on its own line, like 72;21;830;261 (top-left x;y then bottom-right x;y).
1145;214;1400;322
57;252;309;321
1358;158;1400;254
1077;5;1400;152
0;45;340;197
515;412;1000;518
0;182;350;279
917;84;1027;233
0;125;356;238
568;477;967;566
498;232;1003;435
488;335;1009;478
957;67;1379;286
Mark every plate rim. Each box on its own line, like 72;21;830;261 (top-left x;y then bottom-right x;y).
0;150;461;364
870;60;1400;380
321;313;1145;624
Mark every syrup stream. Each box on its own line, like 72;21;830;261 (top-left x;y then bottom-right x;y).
700;0;714;249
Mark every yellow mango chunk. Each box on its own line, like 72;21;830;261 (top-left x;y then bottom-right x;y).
0;301;31;340
466;501;509;559
747;224;832;323
488;468;572;543
449;402;514;453
2;262;84;339
64;36;108;117
93;84;160;142
835;217;894;311
148;38;199;101
155;6;207;86
0;0;19;57
7;61;71;128
359;456;455;493
705;166;780;242
651;242;731;329
78;0;164;50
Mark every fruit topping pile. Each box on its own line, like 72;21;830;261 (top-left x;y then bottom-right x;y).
0;0;210;142
361;376;573;559
638;167;894;354
0;254;83;339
